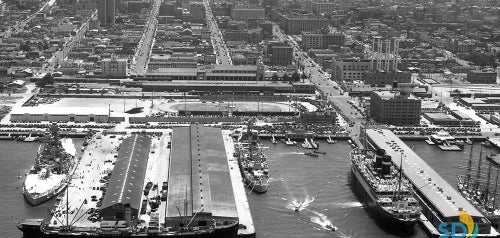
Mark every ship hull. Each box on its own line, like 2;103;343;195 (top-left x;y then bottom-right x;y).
238;158;269;194
351;164;418;229
23;181;67;206
19;223;238;238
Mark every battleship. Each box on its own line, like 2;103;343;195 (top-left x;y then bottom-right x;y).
457;146;500;226
22;124;76;206
350;148;421;228
234;126;270;194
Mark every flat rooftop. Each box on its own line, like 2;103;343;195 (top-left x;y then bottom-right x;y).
365;129;484;220
167;125;237;219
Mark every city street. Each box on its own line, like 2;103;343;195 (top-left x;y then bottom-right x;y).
131;0;162;75
204;0;232;65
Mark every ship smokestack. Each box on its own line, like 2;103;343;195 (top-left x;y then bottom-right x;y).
382;155;392;175
375;149;385;168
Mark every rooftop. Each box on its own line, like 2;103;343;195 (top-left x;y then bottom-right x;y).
11;106;108;115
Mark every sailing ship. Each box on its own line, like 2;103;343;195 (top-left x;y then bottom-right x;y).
23;124;76;206
235;125;270;194
457;146;500;226
350;148;421;228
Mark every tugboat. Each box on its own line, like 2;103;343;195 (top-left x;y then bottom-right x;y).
23;124;76;206
350;148;421;228
235;124;270;194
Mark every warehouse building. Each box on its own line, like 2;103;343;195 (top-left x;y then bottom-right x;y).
10;107;109;123
100;135;151;224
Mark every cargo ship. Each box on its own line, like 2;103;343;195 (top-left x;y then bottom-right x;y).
457;146;500;226
350;148;421;228
235;126;270;194
23;124;76;206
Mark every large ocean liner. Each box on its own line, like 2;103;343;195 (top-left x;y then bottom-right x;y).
23;124;76;206
350;148;421;228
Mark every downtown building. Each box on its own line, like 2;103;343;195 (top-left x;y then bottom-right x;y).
275;14;328;34
370;91;421;126
97;0;115;25
301;32;345;50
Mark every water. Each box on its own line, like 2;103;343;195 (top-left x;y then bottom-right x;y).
2;139;498;237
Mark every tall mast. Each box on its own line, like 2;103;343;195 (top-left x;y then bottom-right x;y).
484;162;493;203
466;145;473;189
493;170;499;209
475;145;483;192
394;153;403;200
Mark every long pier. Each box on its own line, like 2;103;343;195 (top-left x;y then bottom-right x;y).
363;128;499;237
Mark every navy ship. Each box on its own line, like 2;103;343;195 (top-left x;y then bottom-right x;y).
234;126;270;194
350;148;421;228
23;124;76;206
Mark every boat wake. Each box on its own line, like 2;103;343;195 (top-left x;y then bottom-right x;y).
279;152;305;155
332;201;363;208
309;210;337;231
286;196;315;211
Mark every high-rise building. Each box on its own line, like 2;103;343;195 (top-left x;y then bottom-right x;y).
370;91;421;126
302;32;345;50
97;0;115;25
102;57;127;76
467;70;498;84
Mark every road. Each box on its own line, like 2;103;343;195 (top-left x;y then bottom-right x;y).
272;24;364;136
131;0;163;75
203;0;232;65
3;0;56;38
42;10;97;73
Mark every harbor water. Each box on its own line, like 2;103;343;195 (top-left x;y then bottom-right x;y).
1;139;498;237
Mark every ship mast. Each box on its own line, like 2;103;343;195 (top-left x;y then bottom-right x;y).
465;145;473;189
475;145;484;193
493;170;499;209
394;153;403;201
484;162;493;203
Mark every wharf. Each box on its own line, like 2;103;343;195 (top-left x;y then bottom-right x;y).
222;130;256;237
48;133;122;229
364;128;499;237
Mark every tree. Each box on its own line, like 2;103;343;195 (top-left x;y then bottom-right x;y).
36;73;54;88
283;73;290;83
301;73;308;82
271;73;278;82
291;71;300;82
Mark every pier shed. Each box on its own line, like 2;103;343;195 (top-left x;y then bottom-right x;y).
100;135;151;223
166;125;238;229
363;129;496;236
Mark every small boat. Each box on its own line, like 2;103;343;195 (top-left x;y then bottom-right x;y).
326;224;337;231
304;151;319;157
326;136;337;144
271;135;278;144
302;138;314;149
425;137;435;145
24;134;39;142
285;138;296;146
465;138;473;145
310;138;319;149
294;205;300;212
313;150;326;154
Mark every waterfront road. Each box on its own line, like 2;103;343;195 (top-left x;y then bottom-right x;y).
131;0;162;75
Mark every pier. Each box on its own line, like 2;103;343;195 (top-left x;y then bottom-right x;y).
363;128;499;237
42;126;255;237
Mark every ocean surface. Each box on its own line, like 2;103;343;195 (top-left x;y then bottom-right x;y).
1;139;498;237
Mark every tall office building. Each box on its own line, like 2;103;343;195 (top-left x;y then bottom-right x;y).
97;0;115;25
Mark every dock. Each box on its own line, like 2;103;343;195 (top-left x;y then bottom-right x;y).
222;130;256;237
364;128;499;238
41;126;253;237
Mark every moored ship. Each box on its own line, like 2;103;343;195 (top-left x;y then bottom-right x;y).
23;124;76;206
457;146;500;226
350;148;421;228
235;126;270;194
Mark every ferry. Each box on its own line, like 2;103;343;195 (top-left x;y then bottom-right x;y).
23;124;76;206
429;130;456;145
350;148;421;228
